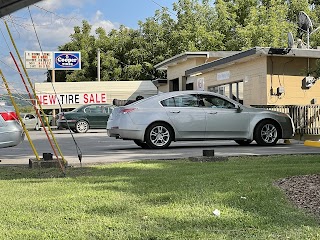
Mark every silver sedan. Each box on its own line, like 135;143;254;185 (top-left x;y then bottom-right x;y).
0;106;25;148
107;91;295;149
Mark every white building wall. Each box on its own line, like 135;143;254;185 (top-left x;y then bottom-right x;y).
35;81;158;109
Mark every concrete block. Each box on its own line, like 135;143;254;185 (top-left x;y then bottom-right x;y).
29;158;65;168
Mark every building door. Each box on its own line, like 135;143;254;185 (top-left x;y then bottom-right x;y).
169;78;179;92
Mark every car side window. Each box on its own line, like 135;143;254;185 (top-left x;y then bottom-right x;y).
85;106;103;114
161;94;200;107
161;97;175;107
199;94;235;109
101;106;112;114
27;114;35;119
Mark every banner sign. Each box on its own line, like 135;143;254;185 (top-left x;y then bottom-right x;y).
54;51;81;70
37;93;107;105
197;78;204;91
24;51;53;69
217;71;230;81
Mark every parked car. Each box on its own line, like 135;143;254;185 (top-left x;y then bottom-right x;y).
57;104;114;133
107;90;295;149
20;113;38;130
0;106;25;148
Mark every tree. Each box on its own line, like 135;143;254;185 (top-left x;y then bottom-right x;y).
48;0;320;83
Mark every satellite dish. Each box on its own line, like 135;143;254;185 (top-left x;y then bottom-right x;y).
288;32;294;48
298;11;313;32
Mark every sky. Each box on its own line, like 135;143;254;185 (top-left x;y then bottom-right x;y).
0;0;176;94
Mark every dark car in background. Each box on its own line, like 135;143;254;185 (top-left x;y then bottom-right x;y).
57;104;113;133
0;106;25;148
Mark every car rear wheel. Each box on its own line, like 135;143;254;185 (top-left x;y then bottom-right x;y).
75;120;89;133
235;140;253;146
145;123;172;149
133;140;150;149
254;120;279;146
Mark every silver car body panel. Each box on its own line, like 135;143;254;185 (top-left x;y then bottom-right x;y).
107;91;295;143
0;106;25;148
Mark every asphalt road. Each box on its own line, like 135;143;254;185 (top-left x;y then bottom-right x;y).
0;129;319;166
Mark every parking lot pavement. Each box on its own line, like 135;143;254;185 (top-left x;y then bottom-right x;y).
0;130;319;166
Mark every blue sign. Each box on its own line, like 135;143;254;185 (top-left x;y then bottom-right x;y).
54;52;81;70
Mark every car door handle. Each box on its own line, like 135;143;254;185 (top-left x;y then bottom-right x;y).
170;110;180;113
208;112;218;114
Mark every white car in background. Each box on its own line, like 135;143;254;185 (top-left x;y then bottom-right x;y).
0;106;25;148
20;113;38;130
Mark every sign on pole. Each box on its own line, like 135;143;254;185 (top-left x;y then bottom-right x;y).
24;51;53;69
54;51;81;70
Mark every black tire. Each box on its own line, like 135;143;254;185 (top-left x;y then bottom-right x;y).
133;140;150;149
254;120;279;146
235;140;253;146
145;123;172;149
75;120;89;133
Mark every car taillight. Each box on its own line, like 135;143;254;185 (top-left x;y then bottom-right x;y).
121;108;136;114
1;111;18;121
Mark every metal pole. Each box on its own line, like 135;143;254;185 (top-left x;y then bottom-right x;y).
52;69;56;122
307;28;310;49
97;49;100;81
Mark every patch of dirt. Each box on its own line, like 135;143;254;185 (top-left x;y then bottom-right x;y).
274;174;320;218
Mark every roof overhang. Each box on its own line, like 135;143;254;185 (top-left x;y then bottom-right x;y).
152;79;168;87
154;52;210;70
185;47;320;76
0;0;43;17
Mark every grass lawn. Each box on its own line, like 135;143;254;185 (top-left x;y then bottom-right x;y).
0;155;320;239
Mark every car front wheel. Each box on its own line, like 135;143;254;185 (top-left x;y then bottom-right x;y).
254;120;279;146
145;123;172;149
75;120;89;133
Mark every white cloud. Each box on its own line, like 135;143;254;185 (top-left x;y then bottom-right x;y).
91;10;120;35
4;8;120;52
37;0;94;11
0;0;120;92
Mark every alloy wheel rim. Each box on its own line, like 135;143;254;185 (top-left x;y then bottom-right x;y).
261;124;277;143
77;121;88;132
150;126;170;146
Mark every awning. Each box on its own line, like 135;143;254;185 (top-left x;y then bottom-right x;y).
0;0;44;18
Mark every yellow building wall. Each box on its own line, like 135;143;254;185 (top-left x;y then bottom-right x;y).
200;56;267;106
166;57;217;92
266;57;320;105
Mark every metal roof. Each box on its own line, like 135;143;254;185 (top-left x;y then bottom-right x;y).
185;47;320;76
0;0;43;18
154;51;240;70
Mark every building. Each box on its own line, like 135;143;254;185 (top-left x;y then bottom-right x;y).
155;47;320;107
34;81;158;111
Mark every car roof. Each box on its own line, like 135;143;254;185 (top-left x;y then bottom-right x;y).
126;90;242;108
141;90;239;103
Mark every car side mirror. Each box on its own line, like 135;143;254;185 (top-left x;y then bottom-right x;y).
236;105;243;113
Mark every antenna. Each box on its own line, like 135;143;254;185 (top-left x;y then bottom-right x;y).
298;11;313;31
298;11;313;48
287;32;294;48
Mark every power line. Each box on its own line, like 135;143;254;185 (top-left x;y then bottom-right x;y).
148;0;177;17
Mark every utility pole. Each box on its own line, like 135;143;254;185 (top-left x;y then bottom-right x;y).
97;49;100;81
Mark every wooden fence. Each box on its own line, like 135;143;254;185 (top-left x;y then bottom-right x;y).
251;105;320;135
